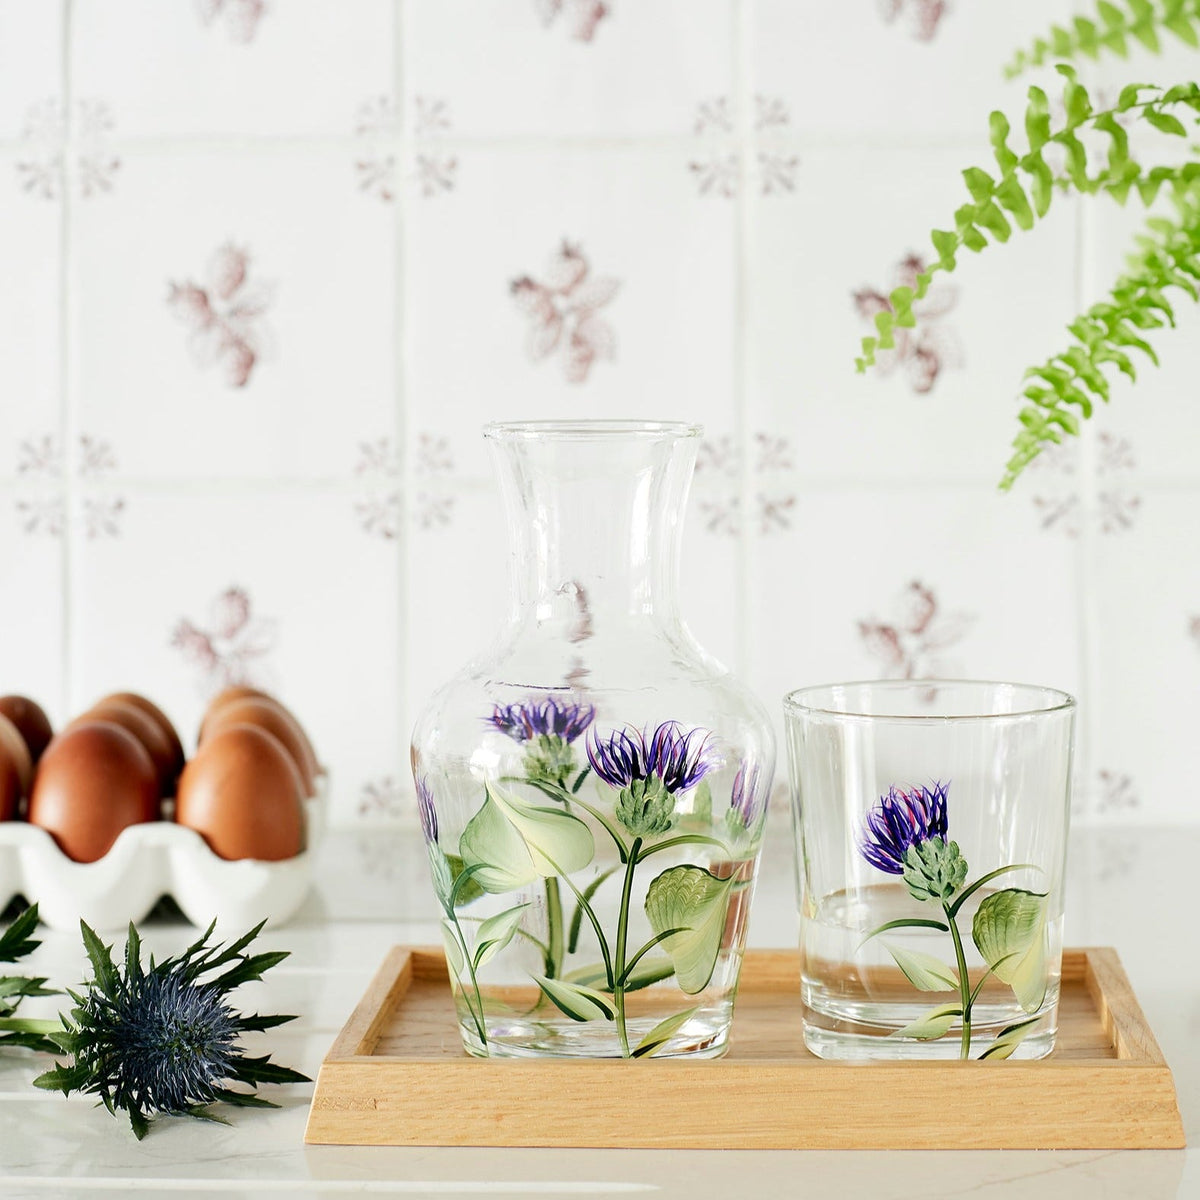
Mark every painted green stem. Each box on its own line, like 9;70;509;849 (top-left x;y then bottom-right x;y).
447;867;489;1048
612;835;644;1059
943;900;973;1060
545;878;564;978
635;832;731;863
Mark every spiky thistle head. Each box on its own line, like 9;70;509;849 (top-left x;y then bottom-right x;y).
33;920;308;1139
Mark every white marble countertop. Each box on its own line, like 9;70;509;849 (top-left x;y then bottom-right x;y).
0;822;1195;1199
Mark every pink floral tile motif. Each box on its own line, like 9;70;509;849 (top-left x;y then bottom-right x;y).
354;437;401;540
13;435;126;538
414;432;456;530
853;253;962;394
1027;433;1141;537
877;0;951;42
535;0;609;43
357;775;407;821
412;97;458;199
694;432;796;536
1095;769;1139;815
15;101;62;200
14;100;120;200
858;580;975;680
687;95;799;199
353;96;398;203
195;0;268;45
77;435;125;539
167;243;274;388
170;585;278;695
14;435;63;536
1189;614;1200;650
510;241;620;383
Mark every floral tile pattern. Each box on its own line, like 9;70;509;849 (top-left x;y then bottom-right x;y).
167;243;273;389
510;240;620;383
535;0;610;43
0;0;1193;828
170;585;278;696
853;253;962;394
1028;433;1141;537
858;581;975;681
878;0;952;43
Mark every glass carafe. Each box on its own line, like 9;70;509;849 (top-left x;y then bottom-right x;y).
410;420;774;1058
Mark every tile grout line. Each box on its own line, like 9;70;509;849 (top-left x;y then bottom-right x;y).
393;0;412;814
58;0;76;717
731;0;751;683
1074;193;1098;823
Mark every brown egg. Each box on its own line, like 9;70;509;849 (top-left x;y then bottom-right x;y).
96;692;185;780
175;724;305;861
28;722;159;862
0;696;53;763
200;688;319;774
0;740;23;821
200;698;317;795
71;702;177;797
0;714;33;798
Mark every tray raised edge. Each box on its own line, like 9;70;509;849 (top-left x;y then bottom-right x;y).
304;946;1185;1150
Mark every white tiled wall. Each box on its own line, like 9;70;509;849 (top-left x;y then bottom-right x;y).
2;0;1198;826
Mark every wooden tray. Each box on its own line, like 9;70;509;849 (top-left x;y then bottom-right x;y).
304;946;1185;1150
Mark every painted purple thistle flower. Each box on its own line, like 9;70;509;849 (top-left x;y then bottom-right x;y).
729;760;763;830
587;720;718;795
489;696;595;744
859;781;949;874
416;776;438;845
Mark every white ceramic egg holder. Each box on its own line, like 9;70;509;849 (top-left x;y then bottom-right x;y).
0;775;327;931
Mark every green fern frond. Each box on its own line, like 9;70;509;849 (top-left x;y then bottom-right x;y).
855;70;1200;375
1005;0;1200;78
1001;177;1200;487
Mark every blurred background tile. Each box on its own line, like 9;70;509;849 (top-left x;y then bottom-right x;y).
745;142;1082;488
0;495;66;724
71;0;395;139
69;488;402;826
752;0;1075;141
0;157;60;477
403;0;730;139
71;148;396;482
0;0;62;142
748;485;1082;766
403;144;737;481
0;0;1194;828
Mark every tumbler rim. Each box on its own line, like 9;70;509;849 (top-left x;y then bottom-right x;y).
782;679;1076;722
484;419;702;441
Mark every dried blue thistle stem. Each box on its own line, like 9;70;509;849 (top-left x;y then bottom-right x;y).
32;919;309;1139
0;905;61;1055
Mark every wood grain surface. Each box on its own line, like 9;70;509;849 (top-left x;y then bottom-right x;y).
304;947;1186;1150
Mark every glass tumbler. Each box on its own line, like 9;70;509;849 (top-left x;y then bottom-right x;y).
784;681;1075;1061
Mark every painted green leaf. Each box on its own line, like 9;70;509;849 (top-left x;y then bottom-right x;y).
459;782;595;893
891;1002;962;1041
980;1015;1043;1060
426;843;455;910
632;1007;700;1058
881;942;959;992
644;865;735;995
440;920;465;980
446;854;485;907
473;903;529;970
565;956;675;993
971;888;1048;1012
533;974;616;1022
